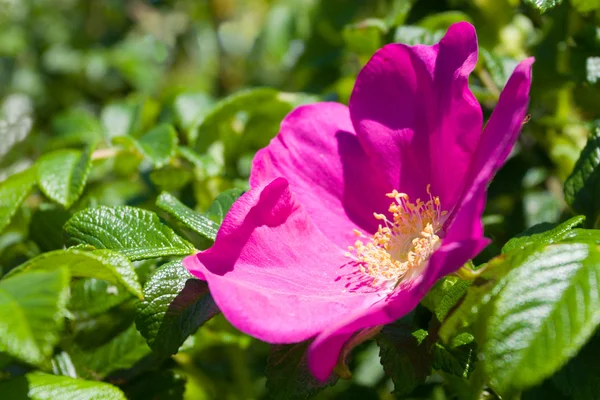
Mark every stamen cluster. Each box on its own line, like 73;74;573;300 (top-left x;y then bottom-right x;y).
347;186;447;288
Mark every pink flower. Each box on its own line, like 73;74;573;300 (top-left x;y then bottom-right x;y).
184;22;533;381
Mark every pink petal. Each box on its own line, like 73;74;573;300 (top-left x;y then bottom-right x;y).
307;237;489;381
449;57;534;241
184;178;383;343
349;22;482;209
250;102;391;247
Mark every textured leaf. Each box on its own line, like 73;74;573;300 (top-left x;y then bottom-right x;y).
136;260;219;357
64;206;195;260
0;372;126;400
265;341;338;400
564;128;600;227
0;168;36;233
156;192;219;241
69;278;133;316
206;188;245;224
433;332;476;379
36;146;95;208
7;249;142;298
135;124;178;168
69;324;150;380
502;215;586;253
0;268;70;365
422;276;472;322
483;243;600;394
524;0;563;12
376;316;433;396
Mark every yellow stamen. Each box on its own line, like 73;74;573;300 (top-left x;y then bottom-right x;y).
347;186;446;289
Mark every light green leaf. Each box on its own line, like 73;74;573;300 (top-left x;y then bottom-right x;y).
136;260;219;357
0;372;126;400
0;168;36;233
483;243;600;394
422;276;472;322
0;268;70;365
502;215;586;253
571;0;600;12
64;206;195;260
135;124;178;168
523;0;563;12
156;192;219;241
150;167;192;192
564;128;600;227
36;146;95;208
265;341;338;400
7;249;142;298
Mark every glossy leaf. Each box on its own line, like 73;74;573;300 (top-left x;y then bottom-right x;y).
64;206;195;260
156;192;219;241
0;168;36;233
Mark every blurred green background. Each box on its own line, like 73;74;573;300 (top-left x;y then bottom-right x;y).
1;0;599;399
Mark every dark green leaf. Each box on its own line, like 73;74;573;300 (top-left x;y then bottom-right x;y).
0;268;70;365
564;128;600;227
156;192;219;241
135;260;219;358
482;243;600;394
0;168;36;233
265;341;337;400
29;205;71;251
422;276;472;322
0;372;126;400
433;332;476;379
7;249;142;298
122;370;186;400
376;316;433;396
552;333;600;400
64;206;195;260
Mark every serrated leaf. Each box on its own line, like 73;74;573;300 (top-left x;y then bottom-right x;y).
422;276;472;323
0;168;36;233
0;372;126;400
64;206;195;260
69;323;151;380
376;316;433;396
502;215;586;253
265;341;338;400
156;192;219;241
0;268;70;365
524;0;563;12
7;249;142;298
433;332;476;379
36;146;95;208
135;124;178;168
206;188;245;224
482;243;600;394
564;128;600;227
135;260;219;357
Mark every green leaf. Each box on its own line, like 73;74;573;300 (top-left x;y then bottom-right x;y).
524;0;563;12
422;276;472;322
482;243;600;394
136;260;219;357
156;192;219;241
433;332;476;379
135;124;178;168
29;205;71;251
36;146;95;208
0;268;70;365
149;167;192;192
0;372;126;400
0;168;36;233
265;341;338;400
553;333;600;400
69;323;150;380
121;370;186;400
206;188;245;224
343;19;387;56
571;0;600;12
69;278;133;316
64;206;195;260
376;316;433;396
502;215;586;253
564;128;600;227
7;249;142;298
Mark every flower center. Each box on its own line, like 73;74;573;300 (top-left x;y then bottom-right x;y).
346;185;447;289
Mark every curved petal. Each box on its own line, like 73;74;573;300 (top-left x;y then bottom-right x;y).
448;57;534;241
307;237;488;381
349;22;482;209
250;102;391;247
184;178;384;343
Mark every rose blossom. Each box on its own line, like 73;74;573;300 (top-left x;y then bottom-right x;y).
184;22;533;381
